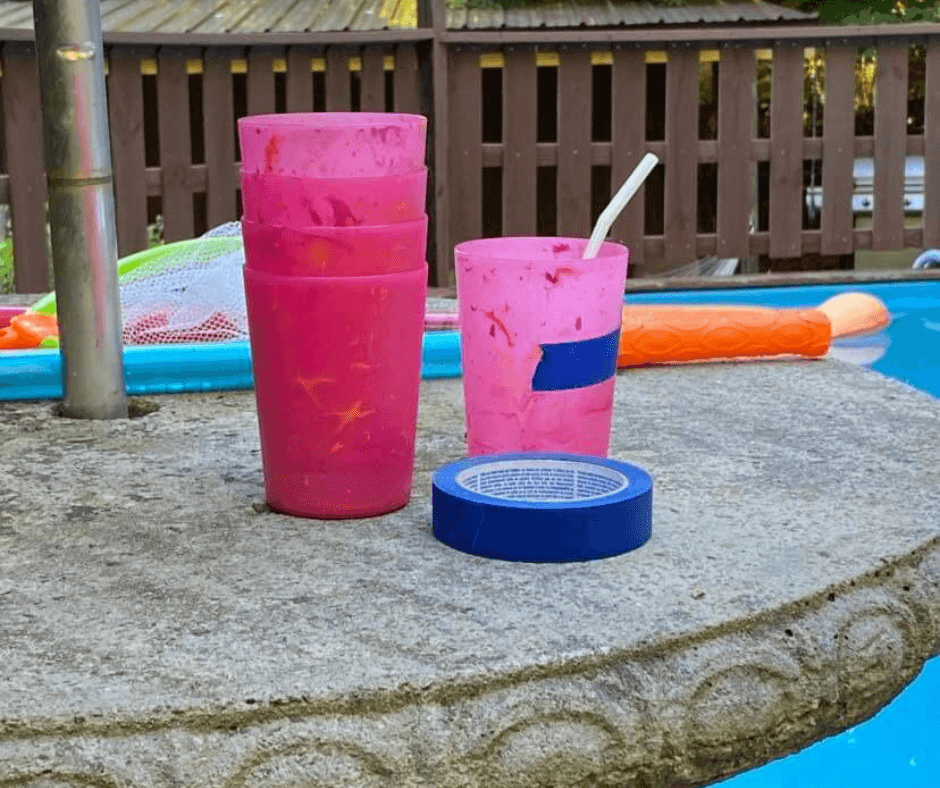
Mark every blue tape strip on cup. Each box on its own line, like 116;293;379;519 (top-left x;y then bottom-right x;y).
432;453;653;563
531;327;621;391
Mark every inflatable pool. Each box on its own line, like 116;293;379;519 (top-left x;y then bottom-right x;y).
1;280;935;402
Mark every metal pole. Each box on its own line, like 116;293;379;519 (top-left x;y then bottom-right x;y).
32;0;127;419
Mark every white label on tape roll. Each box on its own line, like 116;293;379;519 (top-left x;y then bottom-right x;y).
455;458;629;503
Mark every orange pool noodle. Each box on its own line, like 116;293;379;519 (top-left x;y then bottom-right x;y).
618;305;832;367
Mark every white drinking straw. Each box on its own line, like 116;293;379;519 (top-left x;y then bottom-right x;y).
583;153;660;260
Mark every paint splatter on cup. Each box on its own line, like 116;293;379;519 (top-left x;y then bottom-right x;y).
238;113;426;178
242;217;427;277
239;169;427;228
244;264;428;518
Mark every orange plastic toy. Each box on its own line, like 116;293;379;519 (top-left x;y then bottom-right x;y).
618;305;829;365
617;292;889;367
0;311;59;350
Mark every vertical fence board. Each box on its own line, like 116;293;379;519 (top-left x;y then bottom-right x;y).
872;44;908;250
821;45;856;256
716;45;754;263
107;47;149;257
448;49;482;248
429;33;451;285
393;43;421;115
557;46;592;238
286;46;314;113
611;46;646;273
502;46;537;235
664;46;699;269
360;47;386;112
203;47;238;227
925;41;940;248
769;44;804;259
157;47;196;241
1;43;49;292
247;46;279;116
325;47;352;111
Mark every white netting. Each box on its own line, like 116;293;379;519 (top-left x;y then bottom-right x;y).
120;225;248;345
199;221;243;239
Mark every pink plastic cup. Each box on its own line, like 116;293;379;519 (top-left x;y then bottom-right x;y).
238;113;427;177
455;237;628;457
241;217;427;277
240;169;428;227
244;264;428;518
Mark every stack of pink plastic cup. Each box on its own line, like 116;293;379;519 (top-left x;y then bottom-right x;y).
238;113;429;519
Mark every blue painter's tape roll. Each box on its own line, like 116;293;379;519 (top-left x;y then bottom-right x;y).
432;453;653;563
532;327;621;391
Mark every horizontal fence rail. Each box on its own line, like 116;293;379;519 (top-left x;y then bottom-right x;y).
0;23;937;291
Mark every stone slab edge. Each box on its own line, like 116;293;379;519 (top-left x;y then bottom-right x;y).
0;527;936;787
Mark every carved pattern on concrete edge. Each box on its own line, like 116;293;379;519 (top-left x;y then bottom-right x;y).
0;541;937;788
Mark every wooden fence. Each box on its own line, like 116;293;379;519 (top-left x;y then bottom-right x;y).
0;35;430;292
446;25;940;278
0;21;938;291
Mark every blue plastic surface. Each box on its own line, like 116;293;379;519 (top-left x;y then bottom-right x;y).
717;657;940;788
432;453;653;563
0;332;463;401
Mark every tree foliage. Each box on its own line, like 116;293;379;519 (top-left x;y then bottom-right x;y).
777;0;940;24
448;0;940;22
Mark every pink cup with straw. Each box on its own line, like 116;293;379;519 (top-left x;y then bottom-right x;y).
244;264;428;518
240;169;428;227
238;113;427;177
455;237;628;457
241;217;427;277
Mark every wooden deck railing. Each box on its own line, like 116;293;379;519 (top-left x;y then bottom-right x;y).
0;21;938;291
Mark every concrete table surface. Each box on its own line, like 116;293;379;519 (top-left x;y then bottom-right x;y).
0;360;937;788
